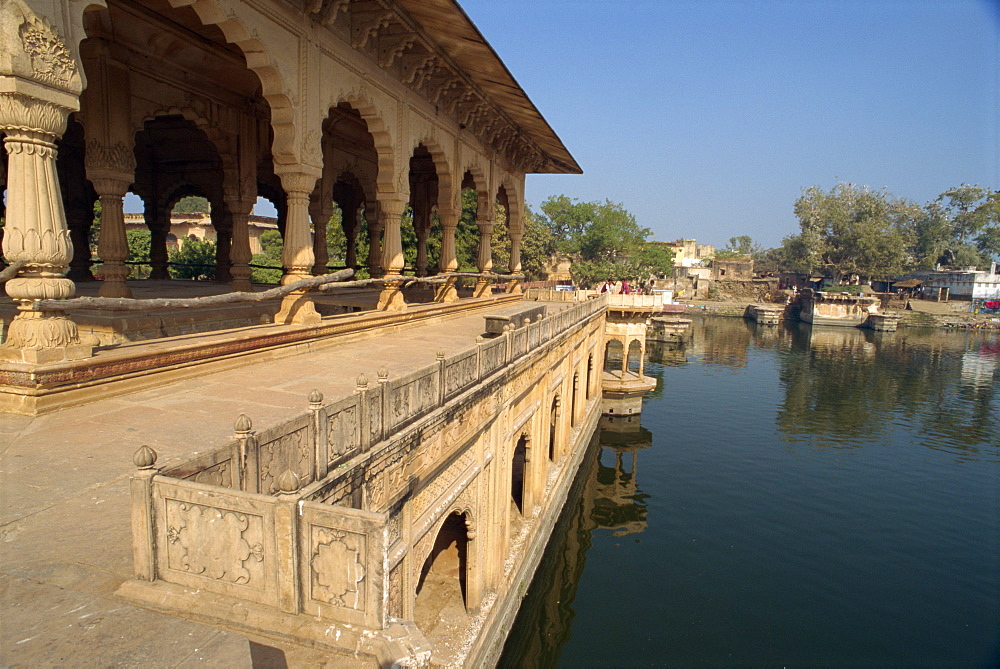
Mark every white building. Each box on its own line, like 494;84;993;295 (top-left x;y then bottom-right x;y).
915;263;1000;300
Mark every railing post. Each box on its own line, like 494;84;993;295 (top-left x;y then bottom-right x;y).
275;470;302;614
356;373;371;452
234;414;258;493
130;446;158;582
377;367;389;444
309;390;328;481
436;350;447;405
476;336;485;380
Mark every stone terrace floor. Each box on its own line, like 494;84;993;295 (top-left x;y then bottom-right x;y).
0;299;544;667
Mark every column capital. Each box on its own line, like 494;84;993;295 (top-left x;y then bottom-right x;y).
0;91;73;140
276;168;321;195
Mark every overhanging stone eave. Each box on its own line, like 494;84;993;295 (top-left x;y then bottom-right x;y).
391;0;580;174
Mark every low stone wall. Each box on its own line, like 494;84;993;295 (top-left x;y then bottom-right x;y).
119;294;609;666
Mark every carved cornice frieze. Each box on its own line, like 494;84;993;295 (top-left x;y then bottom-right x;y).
350;1;394;50
376;25;416;69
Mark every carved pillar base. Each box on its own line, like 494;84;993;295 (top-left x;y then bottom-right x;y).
433;277;459;303
376;279;407;312
274;288;322;325
0;308;92;363
473;276;492;298
505;279;522;294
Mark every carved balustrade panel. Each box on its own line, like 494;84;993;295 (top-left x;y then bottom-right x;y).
256;416;313;494
479;337;507;377
298;501;387;628
153;479;279;606
443;349;478;399
511;328;528;359
163;444;240;489
385;367;440;433
326;395;360;466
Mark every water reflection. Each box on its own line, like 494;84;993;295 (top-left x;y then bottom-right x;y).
498;416;652;667
682;316;1000;458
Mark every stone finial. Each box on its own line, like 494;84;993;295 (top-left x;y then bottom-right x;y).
436;350;445;360
277;469;301;494
476;335;484;344
308;389;323;406
377;367;389;381
234;414;253;433
503;323;512;333
133;445;157;469
356;373;369;390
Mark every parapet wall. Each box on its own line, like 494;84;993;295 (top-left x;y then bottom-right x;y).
120;295;609;666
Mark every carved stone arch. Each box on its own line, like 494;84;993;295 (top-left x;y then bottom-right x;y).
136;107;231;159
162;0;297;163
410;135;454;213
460;163;489;214
333;94;396;201
496;172;523;236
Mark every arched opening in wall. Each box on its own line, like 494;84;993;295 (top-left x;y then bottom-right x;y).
133;116;225;283
627;339;643;376
586;353;595;399
604;339;624;373
491;184;511;276
549;396;560;460
80;0;277;293
571;372;580;427
414;512;471;639
407;144;439;284
511;434;529;517
456;171;482;279
249;193;283;284
319;105;378;277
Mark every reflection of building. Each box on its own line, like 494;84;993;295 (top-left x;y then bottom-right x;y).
500;416;653;664
961;349;999;388
124;213;278;254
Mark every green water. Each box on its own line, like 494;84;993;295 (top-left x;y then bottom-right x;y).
501;316;1000;667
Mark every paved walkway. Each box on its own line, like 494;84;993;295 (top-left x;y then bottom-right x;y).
0;302;532;666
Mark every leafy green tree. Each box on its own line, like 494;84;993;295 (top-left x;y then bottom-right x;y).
533;195;672;287
250;229;283;283
491;204;556;280
169;237;216;280
786;183;919;281
172;196;210;214
126;229;151;279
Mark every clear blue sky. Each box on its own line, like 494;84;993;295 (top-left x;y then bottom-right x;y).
460;0;1000;249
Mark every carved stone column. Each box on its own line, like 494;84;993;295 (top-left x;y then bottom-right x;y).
91;174;133;298
274;170;320;324
506;230;523;294
309;197;331;275
366;204;383;278
226;197;255;292
414;223;429;277
434;207;459;303
65;194;95;282
146;207;170;280
344;205;360;269
474;214;494;298
0;93;90;363
376;200;407;311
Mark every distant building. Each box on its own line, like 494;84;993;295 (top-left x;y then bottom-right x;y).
711;258;753;281
908;264;1000;301
124;213;279;255
664;238;715;268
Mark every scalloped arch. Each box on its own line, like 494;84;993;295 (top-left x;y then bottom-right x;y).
411;136;454;213
335;95;396;202
164;0;296;162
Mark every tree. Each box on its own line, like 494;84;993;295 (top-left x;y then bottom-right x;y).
126;229;151;279
533;195;672;287
715;235;762;260
787;183;919;282
250;229;283;283
491;204;556;280
172;196;210;214
169;237;216;280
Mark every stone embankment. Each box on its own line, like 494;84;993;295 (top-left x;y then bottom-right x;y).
680;299;1000;330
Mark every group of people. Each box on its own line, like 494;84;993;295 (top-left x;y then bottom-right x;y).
599;279;659;295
